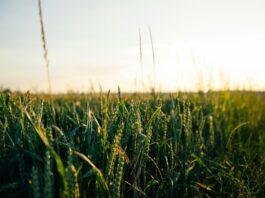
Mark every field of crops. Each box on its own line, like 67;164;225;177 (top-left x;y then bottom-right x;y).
0;90;265;197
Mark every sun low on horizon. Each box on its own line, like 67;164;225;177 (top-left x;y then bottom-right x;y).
1;0;265;93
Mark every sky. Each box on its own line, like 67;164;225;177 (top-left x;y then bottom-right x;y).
1;0;265;93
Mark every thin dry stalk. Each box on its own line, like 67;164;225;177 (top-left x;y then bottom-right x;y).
138;28;144;90
148;27;156;90
38;0;52;93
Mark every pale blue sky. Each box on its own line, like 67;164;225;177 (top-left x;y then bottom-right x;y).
1;0;265;92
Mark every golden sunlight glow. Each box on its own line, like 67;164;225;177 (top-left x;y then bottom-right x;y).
1;0;265;92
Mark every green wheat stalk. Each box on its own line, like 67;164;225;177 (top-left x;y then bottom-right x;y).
112;154;125;198
44;150;53;198
31;166;41;198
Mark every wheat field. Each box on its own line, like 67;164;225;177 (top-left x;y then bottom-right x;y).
0;90;265;197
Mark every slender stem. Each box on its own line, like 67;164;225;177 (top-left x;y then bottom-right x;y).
139;28;144;91
148;27;156;91
38;0;52;94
